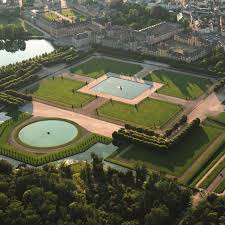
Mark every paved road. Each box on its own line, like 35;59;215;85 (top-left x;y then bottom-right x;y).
31;101;122;137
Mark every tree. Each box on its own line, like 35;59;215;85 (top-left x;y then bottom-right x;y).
144;205;169;225
0;159;13;174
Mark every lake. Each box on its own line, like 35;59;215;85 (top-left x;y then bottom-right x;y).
0;39;55;67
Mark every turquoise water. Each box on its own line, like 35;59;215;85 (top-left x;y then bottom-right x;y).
0;39;54;66
18;120;78;148
91;73;152;99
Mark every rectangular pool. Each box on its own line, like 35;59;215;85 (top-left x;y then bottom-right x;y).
91;74;153;100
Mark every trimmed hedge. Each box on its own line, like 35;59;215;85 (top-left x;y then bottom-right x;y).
0;134;111;167
113;118;200;152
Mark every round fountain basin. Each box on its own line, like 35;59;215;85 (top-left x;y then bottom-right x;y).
18;119;78;148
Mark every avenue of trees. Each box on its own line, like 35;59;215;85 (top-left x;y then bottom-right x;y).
0;155;191;225
110;4;176;29
0;47;78;108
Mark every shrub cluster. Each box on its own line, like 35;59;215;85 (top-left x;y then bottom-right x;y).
214;78;225;92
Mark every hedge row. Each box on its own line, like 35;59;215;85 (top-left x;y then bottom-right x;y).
4;90;32;101
124;124;161;137
0;93;27;108
0;134;111;167
112;118;200;152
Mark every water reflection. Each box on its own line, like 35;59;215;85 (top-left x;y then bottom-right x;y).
0;39;54;66
0;39;26;52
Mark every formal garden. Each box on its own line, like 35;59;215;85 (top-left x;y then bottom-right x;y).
97;98;182;128
107;122;223;183
0;111;111;166
0;48;224;193
30;77;95;108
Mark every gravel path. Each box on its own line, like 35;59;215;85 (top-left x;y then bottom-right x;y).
188;92;225;123
31;101;122;137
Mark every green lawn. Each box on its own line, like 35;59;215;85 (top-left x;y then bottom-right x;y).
70;58;142;78
208;112;225;125
0;17;43;36
215;178;225;193
31;78;94;108
98;98;181;128
108;125;221;177
146;70;212;99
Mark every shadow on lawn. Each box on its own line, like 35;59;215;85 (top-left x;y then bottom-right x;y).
148;70;210;99
122;126;210;174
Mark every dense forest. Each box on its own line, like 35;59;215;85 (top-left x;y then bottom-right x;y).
0;156;224;225
109;4;176;29
0;155;192;225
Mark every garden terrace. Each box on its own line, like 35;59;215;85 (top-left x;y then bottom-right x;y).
112;118;200;152
107;124;222;178
98;98;181;128
30;78;95;108
0;112;111;166
70;58;142;78
145;70;212;99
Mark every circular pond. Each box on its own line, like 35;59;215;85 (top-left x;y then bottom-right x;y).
18;120;78;148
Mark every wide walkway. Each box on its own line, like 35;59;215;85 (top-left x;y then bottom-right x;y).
31;101;122;137
188;92;225;123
